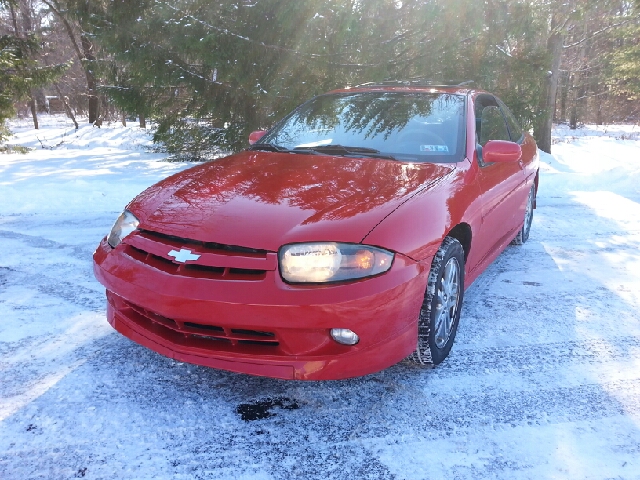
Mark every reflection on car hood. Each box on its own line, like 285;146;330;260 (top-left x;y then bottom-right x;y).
128;151;454;251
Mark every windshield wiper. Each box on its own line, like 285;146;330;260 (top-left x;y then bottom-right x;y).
248;143;291;153
248;143;322;155
293;145;396;160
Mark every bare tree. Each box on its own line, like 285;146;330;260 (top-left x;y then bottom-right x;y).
41;0;99;124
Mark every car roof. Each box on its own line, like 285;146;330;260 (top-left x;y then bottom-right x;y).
327;81;485;96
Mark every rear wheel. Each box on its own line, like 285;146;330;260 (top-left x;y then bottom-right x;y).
408;237;465;366
511;185;535;245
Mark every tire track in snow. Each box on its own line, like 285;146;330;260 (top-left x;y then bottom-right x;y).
0;229;104;312
1;270;104;312
2;324;640;479
0;229;61;249
437;336;640;374
260;376;640;445
0;229;98;260
155;374;640;478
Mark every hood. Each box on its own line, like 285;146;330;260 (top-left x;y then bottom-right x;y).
128;151;454;251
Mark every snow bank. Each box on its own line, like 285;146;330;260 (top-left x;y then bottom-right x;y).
1;115;192;216
544;124;640;201
553;123;640;143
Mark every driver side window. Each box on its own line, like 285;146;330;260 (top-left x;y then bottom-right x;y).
479;106;510;146
474;95;511;166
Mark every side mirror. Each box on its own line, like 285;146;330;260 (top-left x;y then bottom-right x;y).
249;130;267;145
482;140;522;163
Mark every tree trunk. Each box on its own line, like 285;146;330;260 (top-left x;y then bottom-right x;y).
100;95;110;122
19;0;32;32
42;0;99;123
81;35;98;124
594;85;604;126
559;71;569;123
93;95;103;127
570;19;589;130
29;95;38;129
122;111;127;127
534;33;563;153
139;112;146;129
8;3;20;35
42;2;102;125
569;78;578;129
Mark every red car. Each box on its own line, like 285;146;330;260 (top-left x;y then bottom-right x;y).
94;83;539;380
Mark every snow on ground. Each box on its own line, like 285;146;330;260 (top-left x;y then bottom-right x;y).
1;116;640;479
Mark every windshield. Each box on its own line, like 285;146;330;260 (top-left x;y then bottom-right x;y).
258;92;466;163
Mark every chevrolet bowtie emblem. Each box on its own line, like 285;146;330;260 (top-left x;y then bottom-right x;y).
168;249;201;263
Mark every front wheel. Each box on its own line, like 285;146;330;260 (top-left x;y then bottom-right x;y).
408;236;465;366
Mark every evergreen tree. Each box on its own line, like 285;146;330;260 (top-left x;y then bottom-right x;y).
0;0;66;141
49;0;639;157
609;20;640;100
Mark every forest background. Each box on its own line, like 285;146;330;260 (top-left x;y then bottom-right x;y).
1;0;639;159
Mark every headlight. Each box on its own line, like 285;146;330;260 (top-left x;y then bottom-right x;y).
107;210;140;248
279;242;394;283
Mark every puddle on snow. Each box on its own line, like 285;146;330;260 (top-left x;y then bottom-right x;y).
236;397;300;421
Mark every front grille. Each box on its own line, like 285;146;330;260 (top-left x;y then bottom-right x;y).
184;322;224;333
121;229;275;281
123;245;231;278
122;298;280;350
140;229;268;256
231;329;275;337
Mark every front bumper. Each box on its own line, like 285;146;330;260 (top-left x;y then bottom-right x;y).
94;238;429;380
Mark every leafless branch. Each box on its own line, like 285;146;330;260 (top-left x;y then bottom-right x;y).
564;18;636;49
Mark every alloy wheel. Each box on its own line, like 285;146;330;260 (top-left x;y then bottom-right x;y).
434;257;461;349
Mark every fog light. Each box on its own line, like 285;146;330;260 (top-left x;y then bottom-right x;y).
330;328;359;345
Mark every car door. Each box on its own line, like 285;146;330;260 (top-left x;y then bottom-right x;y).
472;97;527;267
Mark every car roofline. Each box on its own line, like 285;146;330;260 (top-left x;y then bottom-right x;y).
326;85;484;96
357;79;473;87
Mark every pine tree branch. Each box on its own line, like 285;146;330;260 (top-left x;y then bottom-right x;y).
157;0;410;60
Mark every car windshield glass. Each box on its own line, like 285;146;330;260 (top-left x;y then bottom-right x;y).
258;92;466;163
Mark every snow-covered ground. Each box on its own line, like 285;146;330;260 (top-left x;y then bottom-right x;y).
1;116;640;479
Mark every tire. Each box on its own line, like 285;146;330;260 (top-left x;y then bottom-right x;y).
408;236;465;366
511;185;535;245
